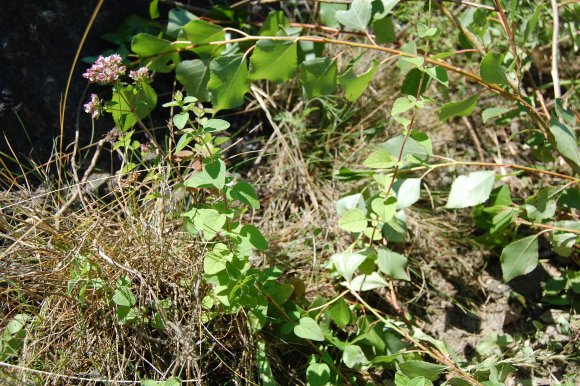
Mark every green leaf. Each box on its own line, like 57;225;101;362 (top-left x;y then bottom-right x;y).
320;3;348;28
336;0;372;31
329;298;352;328
306;363;331;386
377;248;410;280
149;0;159;19
231;181;260;209
550;221;580;257
344;272;389;291
256;340;277;386
379;131;432;163
166;8;197;39
550;117;580;168
501;236;539;282
250;40;298;83
176;59;211;102
338;208;367;233
439;94;478;121
331;251;367;283
393;178;421;209
132;33;180;73
524;187;557;222
173;112;189;130
417;23;437;38
240;224;268;250
338;60;379;101
336;193;366;217
203;243;231;274
480;52;508;85
371;196;397;222
294;317;324;341
424;67;448;87
208;55;250;112
109;83;158;131
398;42;422;72
185;159;226;190
113;286;136;307
363;149;396;168
373;17;396;44
398;361;446;381
260;11;290;36
482;107;511;123
407;377;434;386
446;171;495;209
178;20;225;58
373;0;399;20
392;95;418;115
204;119;230;132
343;344;370;369
300;58;338;98
401;68;431;96
183;208;227;240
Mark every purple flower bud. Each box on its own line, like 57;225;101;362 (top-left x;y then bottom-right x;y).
84;94;103;119
82;54;127;84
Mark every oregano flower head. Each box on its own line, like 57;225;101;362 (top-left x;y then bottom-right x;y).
129;67;152;83
83;54;126;84
84;94;103;119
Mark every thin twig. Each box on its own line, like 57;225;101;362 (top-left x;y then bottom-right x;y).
550;0;562;99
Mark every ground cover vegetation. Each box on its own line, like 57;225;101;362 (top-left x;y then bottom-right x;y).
0;0;578;384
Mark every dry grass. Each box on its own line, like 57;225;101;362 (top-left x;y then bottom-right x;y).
0;170;257;385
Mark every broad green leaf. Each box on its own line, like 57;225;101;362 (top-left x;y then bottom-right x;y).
331;251;367;283
183;208;227;240
294;317;324;341
259;11;290;36
185;159;226;190
501;236;539;282
524;187;557;222
240;224;269;250
446;171;495;209
439;95;478;121
336;193;366;216
393;178;421;209
338;60;379;101
550;221;580;257
373;17;396;44
113;287;136;307
424;67;448;87
178;20;225;58
231;181;260;209
173;112;189;130
203;249;230;275
343;344;370;369
371;196;397;222
482;107;511;123
329;298;351;328
132;33;180;73
392;95;417;115
344;272;389;291
480;52;508;85
109;83;157;132
319;3;348;28
401;68;431;96
208;55;250;112
300;58;338;98
149;0;159;19
338;208;367;233
336;0;372;31
256;340;277;386
408;377;434;386
166;8;197;39
372;0;399;20
250;40;298;82
377;248;409;280
306;363;331;386
417;23;437;38
363;149;396;168
398;361;446;381
176;59;210;102
379;131;432;163
549;117;580;168
204;119;230;132
398;42;423;71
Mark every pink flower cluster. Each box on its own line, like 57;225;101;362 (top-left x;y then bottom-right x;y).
82;54;126;84
129;67;152;83
84;94;103;119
